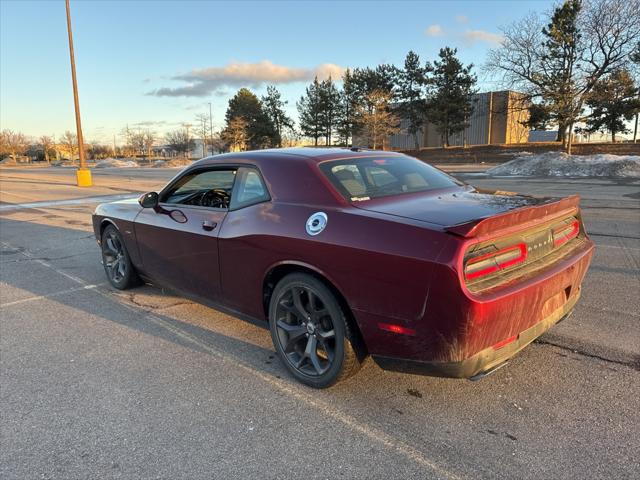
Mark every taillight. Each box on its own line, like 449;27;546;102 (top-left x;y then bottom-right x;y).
553;220;579;247
465;243;527;280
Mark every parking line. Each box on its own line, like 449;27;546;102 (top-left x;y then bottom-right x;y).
0;239;464;480
0;194;137;212
0;283;106;308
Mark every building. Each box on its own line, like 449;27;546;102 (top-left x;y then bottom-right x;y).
386;90;530;150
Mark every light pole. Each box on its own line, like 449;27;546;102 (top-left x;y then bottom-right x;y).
65;0;91;186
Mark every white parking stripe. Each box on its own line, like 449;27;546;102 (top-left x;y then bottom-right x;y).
0;194;137;211
0;283;106;308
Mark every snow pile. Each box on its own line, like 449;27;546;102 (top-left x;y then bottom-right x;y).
94;158;139;168
153;158;193;168
487;152;640;177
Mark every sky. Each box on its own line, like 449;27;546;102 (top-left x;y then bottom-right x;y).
0;0;554;144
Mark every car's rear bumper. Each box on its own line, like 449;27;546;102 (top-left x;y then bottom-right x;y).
371;291;578;379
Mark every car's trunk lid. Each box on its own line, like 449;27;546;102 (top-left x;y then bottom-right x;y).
352;187;568;234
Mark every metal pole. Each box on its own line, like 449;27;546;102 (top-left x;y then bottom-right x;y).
208;102;214;155
65;0;91;186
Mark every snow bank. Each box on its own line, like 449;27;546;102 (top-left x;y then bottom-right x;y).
94;158;138;168
486;152;640;177
152;158;193;168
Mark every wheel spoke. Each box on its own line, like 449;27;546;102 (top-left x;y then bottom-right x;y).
318;329;335;340
292;288;309;319
105;237;117;254
276;319;307;352
116;257;126;277
278;300;298;318
303;335;324;374
111;234;122;252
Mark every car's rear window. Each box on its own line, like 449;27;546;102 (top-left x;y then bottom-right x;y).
319;156;461;201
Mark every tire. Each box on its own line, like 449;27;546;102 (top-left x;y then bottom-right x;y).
101;224;140;290
268;273;362;388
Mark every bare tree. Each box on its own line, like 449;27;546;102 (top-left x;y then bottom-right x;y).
142;130;156;164
486;0;640;153
221;117;249;152
165;127;194;157
356;90;400;149
60;130;79;164
0;130;28;163
195;113;210;158
38;135;54;164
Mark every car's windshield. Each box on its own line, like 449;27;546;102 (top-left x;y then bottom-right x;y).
320;156;462;201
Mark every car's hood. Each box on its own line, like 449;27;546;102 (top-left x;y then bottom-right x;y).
353;188;548;227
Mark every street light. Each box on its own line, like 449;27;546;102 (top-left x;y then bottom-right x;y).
65;0;92;186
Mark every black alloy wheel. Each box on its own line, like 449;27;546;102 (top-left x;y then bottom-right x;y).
269;273;362;388
101;224;139;290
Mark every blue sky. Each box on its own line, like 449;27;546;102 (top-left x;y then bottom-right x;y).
1;0;553;143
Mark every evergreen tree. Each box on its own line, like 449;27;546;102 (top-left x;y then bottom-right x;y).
319;77;341;145
336;69;358;146
261;85;294;148
223;88;276;150
585;69;640;141
297;77;323;145
397;51;427;149
425;47;477;147
540;0;582;145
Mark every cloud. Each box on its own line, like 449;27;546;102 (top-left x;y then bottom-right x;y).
147;60;345;97
425;24;444;37
131;120;169;127
455;15;469;23
462;30;504;45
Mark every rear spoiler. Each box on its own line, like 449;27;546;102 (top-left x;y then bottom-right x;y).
445;195;581;239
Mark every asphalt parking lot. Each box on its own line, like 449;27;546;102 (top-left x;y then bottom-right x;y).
1;166;639;479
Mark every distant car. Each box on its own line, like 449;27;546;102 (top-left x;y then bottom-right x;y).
92;148;594;388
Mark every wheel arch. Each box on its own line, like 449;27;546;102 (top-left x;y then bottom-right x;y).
262;261;368;358
99;218;120;238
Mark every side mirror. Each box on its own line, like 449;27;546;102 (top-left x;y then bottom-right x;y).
139;192;159;208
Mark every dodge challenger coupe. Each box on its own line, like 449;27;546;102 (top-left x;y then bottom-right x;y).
93;148;594;388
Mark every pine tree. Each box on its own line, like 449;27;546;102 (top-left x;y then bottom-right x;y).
540;0;582;146
297;77;323;146
319;77;341;145
261;85;294;148
585;69;640;142
425;47;477;147
224;88;276;150
397;51;427;149
336;69;358;146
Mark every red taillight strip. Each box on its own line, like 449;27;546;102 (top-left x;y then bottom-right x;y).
378;323;416;336
553;220;580;247
465;243;527;280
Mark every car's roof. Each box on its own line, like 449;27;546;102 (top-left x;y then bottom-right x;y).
196;147;403;167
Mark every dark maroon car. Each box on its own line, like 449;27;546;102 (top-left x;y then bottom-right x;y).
92;148;594;388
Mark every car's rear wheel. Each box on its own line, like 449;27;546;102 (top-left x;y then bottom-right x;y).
101;224;140;290
268;273;362;388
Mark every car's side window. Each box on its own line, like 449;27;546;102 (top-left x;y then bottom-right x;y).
230;167;270;209
161;169;237;209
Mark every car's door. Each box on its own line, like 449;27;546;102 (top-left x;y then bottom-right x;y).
134;167;237;300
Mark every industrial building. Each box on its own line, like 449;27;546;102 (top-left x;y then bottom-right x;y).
387;90;530;150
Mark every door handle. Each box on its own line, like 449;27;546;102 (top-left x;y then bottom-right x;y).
202;220;217;231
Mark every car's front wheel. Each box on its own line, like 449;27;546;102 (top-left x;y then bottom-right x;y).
268;273;362;388
101;224;140;290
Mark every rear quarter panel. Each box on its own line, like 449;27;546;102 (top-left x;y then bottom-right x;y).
218;202;449;330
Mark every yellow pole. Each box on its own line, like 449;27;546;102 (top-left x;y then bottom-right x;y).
65;0;92;186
